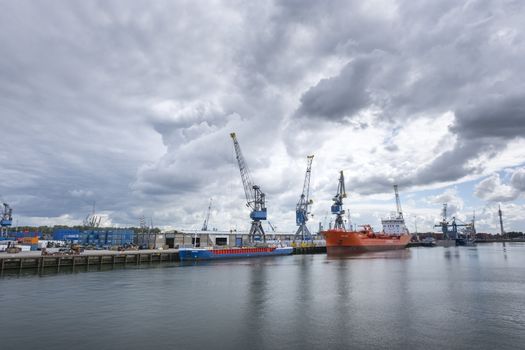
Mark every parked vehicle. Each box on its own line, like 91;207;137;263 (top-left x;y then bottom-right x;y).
6;242;21;254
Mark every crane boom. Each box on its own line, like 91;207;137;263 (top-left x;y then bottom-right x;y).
201;198;212;231
230;132;266;242
295;155;314;240
393;185;403;219
230;133;256;208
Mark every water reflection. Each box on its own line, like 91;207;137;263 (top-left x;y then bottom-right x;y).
1;244;525;350
326;249;412;260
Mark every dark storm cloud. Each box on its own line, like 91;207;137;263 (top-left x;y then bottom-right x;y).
510;168;525;192
414;94;525;187
289;0;525;194
452;95;525;140
297;54;379;120
474;166;525;202
2;0;525;228
348;94;525;195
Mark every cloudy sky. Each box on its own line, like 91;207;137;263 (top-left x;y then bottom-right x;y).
1;0;524;234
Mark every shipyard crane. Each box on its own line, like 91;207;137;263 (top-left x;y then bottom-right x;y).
1;202;13;237
393;185;403;219
330;171;347;230
295;155;314;240
434;203;471;240
230;132;267;242
83;202;101;228
434;203;450;238
201;198;213;231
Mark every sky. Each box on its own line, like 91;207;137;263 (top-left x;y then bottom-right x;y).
1;0;524;234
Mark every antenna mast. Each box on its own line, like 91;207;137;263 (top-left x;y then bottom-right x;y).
498;205;505;236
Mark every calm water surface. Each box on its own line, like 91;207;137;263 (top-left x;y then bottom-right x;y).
1;243;524;350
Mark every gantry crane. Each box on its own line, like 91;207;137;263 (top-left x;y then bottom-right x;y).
330;171;347;230
201;198;212;231
295;155;314;240
230;133;267;242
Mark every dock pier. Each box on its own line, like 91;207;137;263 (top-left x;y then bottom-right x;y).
0;246;329;274
0;249;179;274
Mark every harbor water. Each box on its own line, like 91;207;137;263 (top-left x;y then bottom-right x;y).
1;243;524;350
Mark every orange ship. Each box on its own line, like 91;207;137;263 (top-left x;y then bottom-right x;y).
324;225;411;254
322;174;411;254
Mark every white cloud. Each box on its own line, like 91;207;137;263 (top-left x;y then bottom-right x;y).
1;0;525;232
474;167;525;202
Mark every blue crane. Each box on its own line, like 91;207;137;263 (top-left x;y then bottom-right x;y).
230;132;267;242
201;198;213;231
295;155;314;240
330;171;347;230
1;202;13;237
434;203;470;240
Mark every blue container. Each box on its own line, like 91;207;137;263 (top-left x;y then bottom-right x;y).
53;229;80;241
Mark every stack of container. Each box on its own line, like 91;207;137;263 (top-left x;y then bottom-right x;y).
53;229;80;242
78;229;135;247
15;231;41;251
105;230;134;246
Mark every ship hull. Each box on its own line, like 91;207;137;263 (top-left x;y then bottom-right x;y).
324;229;411;254
179;246;293;261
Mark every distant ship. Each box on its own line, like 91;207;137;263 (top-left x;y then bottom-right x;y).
323;181;411;254
178;246;293;261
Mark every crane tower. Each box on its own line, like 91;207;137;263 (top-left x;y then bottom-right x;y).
201;198;212;231
394;184;403;219
1;203;13;237
295;155;314;240
330;171;347;230
230;133;267;242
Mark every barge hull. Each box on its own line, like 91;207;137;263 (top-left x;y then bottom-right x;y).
179;247;293;261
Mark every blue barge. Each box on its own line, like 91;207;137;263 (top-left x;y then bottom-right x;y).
178;246;293;261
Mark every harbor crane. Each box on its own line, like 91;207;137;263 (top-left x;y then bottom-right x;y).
230;132;267;242
1;202;13;237
295;155;314;240
394;185;403;219
201;198;213;231
434;203;471;239
435;203;450;238
330;171;347;230
83;202;101;228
